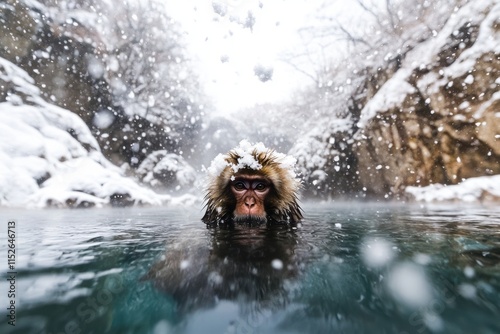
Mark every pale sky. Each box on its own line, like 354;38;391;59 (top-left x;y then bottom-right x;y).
164;0;332;115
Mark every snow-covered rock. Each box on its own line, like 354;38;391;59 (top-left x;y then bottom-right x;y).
137;150;197;192
289;118;357;198
1;0;205;170
0;57;175;208
406;175;500;202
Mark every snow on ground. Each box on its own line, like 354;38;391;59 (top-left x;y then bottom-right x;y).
0;57;199;208
0;102;170;208
406;175;500;202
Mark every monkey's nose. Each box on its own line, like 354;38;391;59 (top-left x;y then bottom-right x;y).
244;197;256;209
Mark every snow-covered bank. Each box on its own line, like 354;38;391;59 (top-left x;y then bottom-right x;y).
406;175;500;203
0;57;199;208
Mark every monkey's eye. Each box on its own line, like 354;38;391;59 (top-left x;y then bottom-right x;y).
254;182;268;191
232;181;246;190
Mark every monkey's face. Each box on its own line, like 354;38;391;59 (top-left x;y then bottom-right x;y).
202;142;303;225
230;174;270;223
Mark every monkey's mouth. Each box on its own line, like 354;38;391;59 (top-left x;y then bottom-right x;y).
233;214;268;225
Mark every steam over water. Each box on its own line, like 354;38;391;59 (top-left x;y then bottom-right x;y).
1;203;500;334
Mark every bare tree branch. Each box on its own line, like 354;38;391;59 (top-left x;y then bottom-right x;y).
385;0;398;33
279;54;318;83
356;0;385;31
334;20;373;48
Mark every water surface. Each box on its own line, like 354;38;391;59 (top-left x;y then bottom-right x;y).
1;203;499;334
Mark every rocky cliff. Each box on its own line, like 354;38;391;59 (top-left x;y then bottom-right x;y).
291;0;500;201
355;0;500;199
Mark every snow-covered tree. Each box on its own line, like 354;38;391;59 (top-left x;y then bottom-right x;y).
100;0;206;163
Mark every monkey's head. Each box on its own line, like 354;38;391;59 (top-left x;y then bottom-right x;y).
202;140;302;225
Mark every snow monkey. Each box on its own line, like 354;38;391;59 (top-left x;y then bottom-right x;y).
202;140;303;224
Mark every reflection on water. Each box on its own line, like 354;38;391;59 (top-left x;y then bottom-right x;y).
145;222;301;313
0;203;499;334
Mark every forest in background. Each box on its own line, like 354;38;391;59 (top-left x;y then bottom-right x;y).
1;0;499;208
